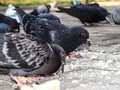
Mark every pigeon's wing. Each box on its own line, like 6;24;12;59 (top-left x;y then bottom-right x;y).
37;13;61;23
2;33;53;71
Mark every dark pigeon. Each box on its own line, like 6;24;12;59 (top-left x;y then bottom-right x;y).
29;1;60;23
0;13;20;33
13;5;90;54
106;7;120;25
0;33;66;76
85;3;110;18
57;3;110;26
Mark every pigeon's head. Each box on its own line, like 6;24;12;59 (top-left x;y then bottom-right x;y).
70;27;91;50
5;4;20;23
48;0;56;9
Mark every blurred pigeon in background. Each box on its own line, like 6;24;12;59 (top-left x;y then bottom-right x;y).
57;3;110;26
6;3;61;23
106;6;120;25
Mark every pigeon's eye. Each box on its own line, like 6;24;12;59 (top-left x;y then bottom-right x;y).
81;33;86;37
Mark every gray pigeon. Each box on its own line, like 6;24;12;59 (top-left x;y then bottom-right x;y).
106;7;120;25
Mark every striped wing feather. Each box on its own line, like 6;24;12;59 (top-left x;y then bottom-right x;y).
2;33;53;71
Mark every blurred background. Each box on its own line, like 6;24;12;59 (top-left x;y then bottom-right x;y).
0;0;119;6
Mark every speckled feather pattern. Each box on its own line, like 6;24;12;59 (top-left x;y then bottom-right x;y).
2;33;53;71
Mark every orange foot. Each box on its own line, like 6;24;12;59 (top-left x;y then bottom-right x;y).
10;74;43;87
67;53;77;58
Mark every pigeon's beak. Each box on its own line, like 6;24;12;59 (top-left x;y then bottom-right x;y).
86;39;91;46
85;39;91;50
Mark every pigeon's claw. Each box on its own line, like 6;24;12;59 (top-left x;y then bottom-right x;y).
10;74;43;87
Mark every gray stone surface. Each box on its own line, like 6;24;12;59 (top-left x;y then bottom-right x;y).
0;6;120;90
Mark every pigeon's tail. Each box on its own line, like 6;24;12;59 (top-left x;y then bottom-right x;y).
48;0;56;9
13;5;26;19
51;44;66;73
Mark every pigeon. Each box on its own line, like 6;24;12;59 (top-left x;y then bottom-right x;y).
0;33;66;86
29;0;56;16
12;5;90;54
57;3;110;26
0;13;20;33
106;6;120;25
